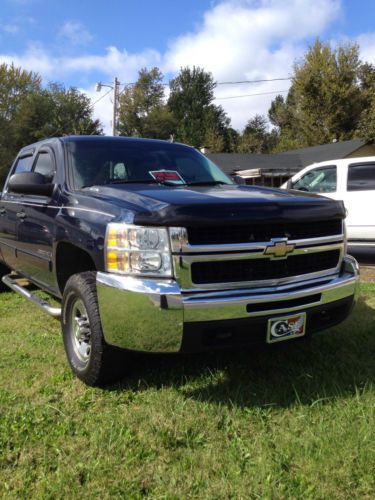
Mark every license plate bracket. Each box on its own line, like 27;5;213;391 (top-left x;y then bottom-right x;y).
266;312;306;344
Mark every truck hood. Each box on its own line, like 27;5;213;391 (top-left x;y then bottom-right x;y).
82;184;345;226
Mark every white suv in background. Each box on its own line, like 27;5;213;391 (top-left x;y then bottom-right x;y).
283;156;375;247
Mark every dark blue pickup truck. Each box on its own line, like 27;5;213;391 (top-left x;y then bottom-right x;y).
0;136;359;385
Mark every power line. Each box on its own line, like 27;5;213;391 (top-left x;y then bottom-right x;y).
119;76;292;88
91;88;112;106
216;77;292;85
215;89;289;100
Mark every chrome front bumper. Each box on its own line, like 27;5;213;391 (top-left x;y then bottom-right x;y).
96;255;360;353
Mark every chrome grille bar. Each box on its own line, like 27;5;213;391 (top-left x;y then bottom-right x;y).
169;226;345;291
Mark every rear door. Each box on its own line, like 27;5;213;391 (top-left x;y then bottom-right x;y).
16;147;59;290
344;161;375;241
0;153;34;269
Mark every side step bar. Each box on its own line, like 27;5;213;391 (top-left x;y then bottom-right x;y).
2;274;61;318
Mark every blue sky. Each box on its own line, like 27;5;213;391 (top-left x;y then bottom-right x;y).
1;0;375;133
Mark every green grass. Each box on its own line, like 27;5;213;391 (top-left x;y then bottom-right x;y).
1;284;375;498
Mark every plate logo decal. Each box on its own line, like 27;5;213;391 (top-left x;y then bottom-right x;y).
267;313;306;343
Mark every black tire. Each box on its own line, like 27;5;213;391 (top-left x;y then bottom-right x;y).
61;271;128;386
0;262;10;292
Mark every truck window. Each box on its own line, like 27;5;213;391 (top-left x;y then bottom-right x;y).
67;140;232;189
33;151;55;182
13;155;34;174
347;163;375;191
292;166;337;193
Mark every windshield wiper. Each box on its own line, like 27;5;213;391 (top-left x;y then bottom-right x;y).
107;179;157;184
186;180;231;186
107;179;181;186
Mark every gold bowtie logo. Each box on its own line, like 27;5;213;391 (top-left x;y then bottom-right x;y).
264;240;295;259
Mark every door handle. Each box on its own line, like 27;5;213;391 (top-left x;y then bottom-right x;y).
0;207;6;215
16;211;26;220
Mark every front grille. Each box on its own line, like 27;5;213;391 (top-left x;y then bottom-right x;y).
187;220;342;245
191;250;340;284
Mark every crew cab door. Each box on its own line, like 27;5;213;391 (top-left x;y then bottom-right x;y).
344;161;375;241
0;153;34;270
16;147;58;290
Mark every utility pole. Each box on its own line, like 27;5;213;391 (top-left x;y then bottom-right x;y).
95;77;121;136
112;77;120;136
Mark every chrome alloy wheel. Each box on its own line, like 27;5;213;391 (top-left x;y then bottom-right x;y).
70;298;91;364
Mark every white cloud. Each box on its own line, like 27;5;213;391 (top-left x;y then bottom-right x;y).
164;0;341;130
62;46;162;80
82;85;114;135
357;33;375;65
0;43;55;76
1;24;19;34
0;44;161;81
59;21;93;46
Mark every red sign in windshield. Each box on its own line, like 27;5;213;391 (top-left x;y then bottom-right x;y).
149;170;184;183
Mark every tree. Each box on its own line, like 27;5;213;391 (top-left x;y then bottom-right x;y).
225;127;241;153
117;67;176;139
204;104;231;152
237;114;278;153
168;66;231;149
238;115;268;153
268;94;292;130
14;83;102;144
268;39;364;150
45;83;102;136
0;63;42;182
356;63;375;141
268;90;300;152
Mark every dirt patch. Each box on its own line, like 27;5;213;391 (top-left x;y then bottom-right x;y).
359;265;375;283
347;249;375;282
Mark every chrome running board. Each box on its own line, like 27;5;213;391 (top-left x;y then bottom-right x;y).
2;274;61;318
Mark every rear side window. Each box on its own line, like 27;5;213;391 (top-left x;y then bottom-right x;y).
292;166;337;193
14;155;33;174
33;151;55;182
347;163;375;191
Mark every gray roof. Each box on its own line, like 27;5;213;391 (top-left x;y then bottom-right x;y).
280;139;366;167
207;153;301;176
207;139;367;176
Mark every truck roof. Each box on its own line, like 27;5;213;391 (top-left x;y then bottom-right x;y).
18;135;186;155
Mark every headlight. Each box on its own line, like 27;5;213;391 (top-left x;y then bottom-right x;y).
105;223;172;276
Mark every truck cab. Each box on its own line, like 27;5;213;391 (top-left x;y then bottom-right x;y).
284;157;375;247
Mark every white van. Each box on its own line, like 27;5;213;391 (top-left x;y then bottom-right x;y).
283;156;375;247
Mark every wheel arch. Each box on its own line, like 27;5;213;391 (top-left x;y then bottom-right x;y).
55;241;97;296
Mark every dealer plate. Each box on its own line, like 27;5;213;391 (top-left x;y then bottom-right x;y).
266;312;306;344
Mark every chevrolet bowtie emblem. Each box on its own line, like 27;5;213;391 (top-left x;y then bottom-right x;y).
264;239;295;259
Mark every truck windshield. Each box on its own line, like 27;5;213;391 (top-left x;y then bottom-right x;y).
66;139;232;189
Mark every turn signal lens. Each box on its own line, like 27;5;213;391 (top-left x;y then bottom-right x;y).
106;251;128;272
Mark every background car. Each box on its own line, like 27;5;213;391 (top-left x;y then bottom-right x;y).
282;156;375;248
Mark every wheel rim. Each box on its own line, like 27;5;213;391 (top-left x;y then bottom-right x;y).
70;298;91;364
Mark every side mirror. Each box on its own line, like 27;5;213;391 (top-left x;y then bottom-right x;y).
8;172;54;197
286;179;293;189
232;175;246;185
